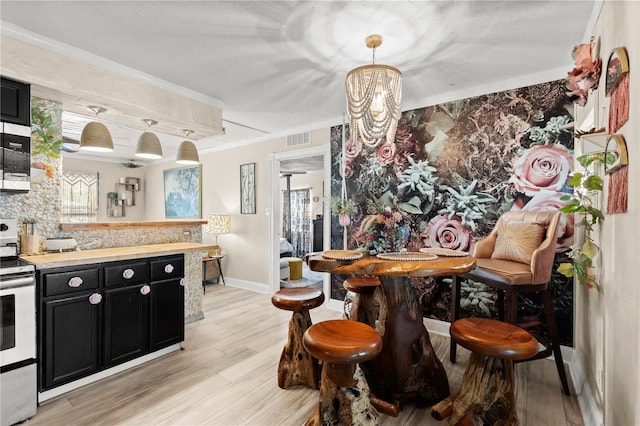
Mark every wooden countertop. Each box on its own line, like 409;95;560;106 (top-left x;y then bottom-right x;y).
59;221;207;231
21;242;217;269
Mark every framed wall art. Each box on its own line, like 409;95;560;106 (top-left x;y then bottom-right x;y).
240;162;256;214
605;47;629;96
163;164;202;218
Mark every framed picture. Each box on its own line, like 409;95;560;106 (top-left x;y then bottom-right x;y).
240;162;256;214
163;164;202;218
605;47;629;96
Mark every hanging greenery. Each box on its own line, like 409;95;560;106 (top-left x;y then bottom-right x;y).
31;107;62;158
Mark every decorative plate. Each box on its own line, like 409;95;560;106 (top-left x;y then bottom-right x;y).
376;252;438;261
419;248;469;257
322;250;364;260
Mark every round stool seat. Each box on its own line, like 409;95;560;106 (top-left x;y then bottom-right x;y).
343;276;381;294
272;287;324;312
304;319;382;364
450;317;538;361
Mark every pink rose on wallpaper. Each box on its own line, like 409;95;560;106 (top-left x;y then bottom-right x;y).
509;144;572;196
421;215;472;251
339;159;354;178
511;190;574;251
344;137;363;160
376;139;397;165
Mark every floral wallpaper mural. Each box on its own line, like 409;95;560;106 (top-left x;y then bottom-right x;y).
330;79;576;345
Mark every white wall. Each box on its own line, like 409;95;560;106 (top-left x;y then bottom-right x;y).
574;2;640;425
142;128;330;292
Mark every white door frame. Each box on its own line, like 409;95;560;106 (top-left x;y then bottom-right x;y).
268;144;331;297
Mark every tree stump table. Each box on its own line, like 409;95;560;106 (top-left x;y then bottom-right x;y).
431;317;538;425
343;276;382;328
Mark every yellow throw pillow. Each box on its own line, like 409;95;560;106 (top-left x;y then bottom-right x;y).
491;219;546;265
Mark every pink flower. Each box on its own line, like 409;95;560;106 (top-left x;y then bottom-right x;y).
339;159;354;178
344;137;363;160
421;215;472;251
509;144;572;196
511;190;574;251
376;139;397;165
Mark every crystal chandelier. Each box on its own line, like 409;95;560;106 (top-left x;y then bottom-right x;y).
345;35;402;148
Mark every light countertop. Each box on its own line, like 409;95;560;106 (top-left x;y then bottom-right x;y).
21;242;217;269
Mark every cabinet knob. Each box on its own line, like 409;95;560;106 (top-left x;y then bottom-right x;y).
180;278;186;287
123;269;135;279
164;264;174;274
68;276;83;287
140;285;151;295
89;293;102;305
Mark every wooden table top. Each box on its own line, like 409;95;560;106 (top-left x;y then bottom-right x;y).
308;252;476;278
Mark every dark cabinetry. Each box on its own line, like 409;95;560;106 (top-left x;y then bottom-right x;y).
1;77;31;126
38;255;184;391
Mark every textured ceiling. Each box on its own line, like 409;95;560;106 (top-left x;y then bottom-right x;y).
0;1;599;164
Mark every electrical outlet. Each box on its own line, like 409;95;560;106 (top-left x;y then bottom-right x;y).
183;231;191;237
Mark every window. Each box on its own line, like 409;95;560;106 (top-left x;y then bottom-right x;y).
61;171;99;222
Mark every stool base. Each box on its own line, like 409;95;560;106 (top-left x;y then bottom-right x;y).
305;363;378;426
278;310;320;389
431;353;517;425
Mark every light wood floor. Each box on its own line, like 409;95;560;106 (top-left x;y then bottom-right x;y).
27;285;584;425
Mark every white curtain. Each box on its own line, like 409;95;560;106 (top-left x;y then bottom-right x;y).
283;188;311;257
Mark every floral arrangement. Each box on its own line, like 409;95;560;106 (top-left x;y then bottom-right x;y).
360;208;408;254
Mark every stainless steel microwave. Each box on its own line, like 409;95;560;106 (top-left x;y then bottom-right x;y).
1;122;31;192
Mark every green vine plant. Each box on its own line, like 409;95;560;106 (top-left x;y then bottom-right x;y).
557;152;612;289
31;107;62;158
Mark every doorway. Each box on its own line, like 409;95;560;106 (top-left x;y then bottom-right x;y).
269;145;331;296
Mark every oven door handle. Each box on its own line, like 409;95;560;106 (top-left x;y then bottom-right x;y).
0;276;35;290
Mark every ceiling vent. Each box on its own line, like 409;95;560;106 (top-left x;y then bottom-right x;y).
286;132;311;148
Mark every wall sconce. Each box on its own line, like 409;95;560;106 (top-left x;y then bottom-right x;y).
176;129;199;164
80;106;114;152
345;34;402;148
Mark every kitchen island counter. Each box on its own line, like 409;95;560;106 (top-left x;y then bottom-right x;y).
21;242;216;270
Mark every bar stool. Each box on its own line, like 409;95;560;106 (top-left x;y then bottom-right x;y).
432;317;538;425
303;319;382;426
271;287;324;389
343;276;382;328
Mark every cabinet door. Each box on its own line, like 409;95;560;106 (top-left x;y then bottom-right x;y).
104;284;150;368
149;279;184;351
42;292;100;390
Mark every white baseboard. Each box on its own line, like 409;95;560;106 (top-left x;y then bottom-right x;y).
569;350;604;426
225;278;269;294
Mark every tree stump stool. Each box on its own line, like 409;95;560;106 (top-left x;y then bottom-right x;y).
303;319;383;426
431;318;538;425
343;276;382;328
271;287;324;389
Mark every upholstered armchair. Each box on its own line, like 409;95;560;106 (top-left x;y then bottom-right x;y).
450;210;570;395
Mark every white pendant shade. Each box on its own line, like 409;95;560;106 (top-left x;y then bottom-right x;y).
135;131;163;159
345;35;402;148
176;140;199;164
80;121;114;152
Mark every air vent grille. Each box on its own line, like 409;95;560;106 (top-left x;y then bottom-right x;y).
286;132;311;148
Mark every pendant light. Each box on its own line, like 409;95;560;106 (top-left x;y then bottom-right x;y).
80;106;114;152
135;119;163;159
176;129;199;164
345;34;402;148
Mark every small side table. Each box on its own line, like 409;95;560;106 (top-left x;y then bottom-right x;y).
202;253;226;293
